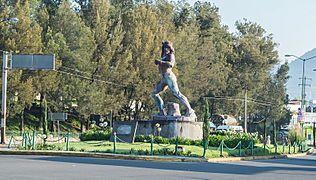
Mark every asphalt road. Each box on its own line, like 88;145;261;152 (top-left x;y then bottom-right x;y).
0;154;315;180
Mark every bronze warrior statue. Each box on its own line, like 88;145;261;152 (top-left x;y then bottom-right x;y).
151;41;195;117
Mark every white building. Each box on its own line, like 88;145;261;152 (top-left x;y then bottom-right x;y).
287;99;316;126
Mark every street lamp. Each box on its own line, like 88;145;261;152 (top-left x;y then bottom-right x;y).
1;17;18;144
286;54;316;138
285;54;316;110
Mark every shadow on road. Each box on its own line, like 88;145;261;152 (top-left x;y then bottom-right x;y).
28;155;316;175
252;156;316;167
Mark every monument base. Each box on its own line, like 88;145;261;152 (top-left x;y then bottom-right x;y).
112;118;203;142
152;115;197;122
136;118;203;140
112;102;202;141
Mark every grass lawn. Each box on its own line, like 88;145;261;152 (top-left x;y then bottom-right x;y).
45;140;306;159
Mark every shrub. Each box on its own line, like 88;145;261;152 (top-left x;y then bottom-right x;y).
288;127;305;144
79;128;112;141
134;132;258;149
209;132;259;148
130;148;136;154
153;148;174;155
134;135;151;142
193;139;203;146
170;137;193;145
35;144;57;150
154;136;170;144
135;135;196;146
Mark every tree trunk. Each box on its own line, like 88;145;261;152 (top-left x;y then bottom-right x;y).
85;117;89;131
80;118;86;133
40;93;48;142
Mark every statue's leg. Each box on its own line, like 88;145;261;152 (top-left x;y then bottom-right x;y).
166;73;194;116
151;80;168;115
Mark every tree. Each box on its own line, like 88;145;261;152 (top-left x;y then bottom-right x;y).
252;63;290;135
40;93;48;141
227;19;279;120
189;2;232;116
0;0;44;131
110;4;173;119
50;0;96;119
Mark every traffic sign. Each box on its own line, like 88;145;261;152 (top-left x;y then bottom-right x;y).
11;54;55;70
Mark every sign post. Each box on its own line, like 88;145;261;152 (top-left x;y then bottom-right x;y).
48;113;67;141
1;53;55;144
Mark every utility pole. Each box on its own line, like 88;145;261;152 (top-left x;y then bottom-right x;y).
1;51;8;144
313;122;315;148
298;77;311;109
244;89;248;133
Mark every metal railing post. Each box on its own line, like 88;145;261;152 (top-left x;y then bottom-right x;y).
175;136;179;156
113;132;116;154
150;135;153;155
251;141;254;156
239;141;242;157
220;140;224;157
32;131;36;150
66;132;70;151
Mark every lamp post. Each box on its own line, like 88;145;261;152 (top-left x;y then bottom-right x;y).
1;17;18;144
313;69;316;147
285;54;316;110
285;54;316;137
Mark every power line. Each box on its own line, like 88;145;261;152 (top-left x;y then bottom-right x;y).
211;95;272;105
204;96;272;106
54;69;128;88
60;66;103;79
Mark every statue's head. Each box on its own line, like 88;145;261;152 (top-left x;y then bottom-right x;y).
162;40;174;53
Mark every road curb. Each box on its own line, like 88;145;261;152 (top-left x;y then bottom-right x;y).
207;147;314;162
207;155;287;162
0;149;207;163
0;147;313;163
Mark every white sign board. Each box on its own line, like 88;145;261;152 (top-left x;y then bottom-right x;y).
48;113;67;121
11;54;55;70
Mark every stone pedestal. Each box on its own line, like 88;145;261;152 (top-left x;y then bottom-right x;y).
136;120;202;140
136;102;201;140
112;118;202;141
112;102;201;141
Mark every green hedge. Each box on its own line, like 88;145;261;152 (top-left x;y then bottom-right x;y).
135;132;258;148
79;129;111;141
80;130;259;148
209;131;259;148
134;135;202;146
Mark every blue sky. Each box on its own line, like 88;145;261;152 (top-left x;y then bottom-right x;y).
188;0;316;62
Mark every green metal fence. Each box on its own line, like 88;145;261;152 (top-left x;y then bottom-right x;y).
7;131;309;158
